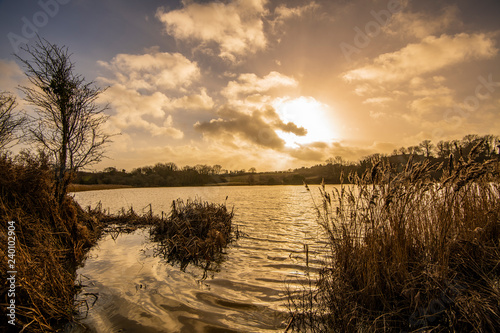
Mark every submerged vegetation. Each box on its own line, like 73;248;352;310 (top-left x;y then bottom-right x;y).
83;197;237;270
151;198;235;270
288;144;500;332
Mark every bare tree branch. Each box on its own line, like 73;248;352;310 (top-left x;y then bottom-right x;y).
16;38;113;204
0;91;26;150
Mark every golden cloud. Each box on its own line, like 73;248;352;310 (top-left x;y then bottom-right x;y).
222;71;297;100
101;84;184;139
98;51;200;91
156;0;268;61
343;33;498;83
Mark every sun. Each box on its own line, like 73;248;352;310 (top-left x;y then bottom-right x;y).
273;96;337;148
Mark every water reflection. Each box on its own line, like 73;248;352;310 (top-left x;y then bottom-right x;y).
73;185;336;332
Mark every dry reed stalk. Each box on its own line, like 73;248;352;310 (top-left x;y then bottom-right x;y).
0;153;102;332
150;198;235;270
288;155;500;332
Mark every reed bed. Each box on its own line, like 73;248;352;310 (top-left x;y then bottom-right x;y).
151;198;235;270
0;153;101;332
288;149;500;332
85;201;160;234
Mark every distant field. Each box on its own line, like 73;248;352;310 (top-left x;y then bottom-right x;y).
68;184;133;192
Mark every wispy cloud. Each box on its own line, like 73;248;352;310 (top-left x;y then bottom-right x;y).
343;33;498;83
222;71;298;106
271;1;320;31
363;97;393;105
384;6;461;39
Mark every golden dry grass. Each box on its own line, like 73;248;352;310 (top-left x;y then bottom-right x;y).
0;153;101;332
151;198;235;270
288;149;500;332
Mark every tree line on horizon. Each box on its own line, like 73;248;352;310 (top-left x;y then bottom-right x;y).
72;133;499;187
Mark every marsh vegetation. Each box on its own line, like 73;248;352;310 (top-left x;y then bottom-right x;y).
287;145;500;332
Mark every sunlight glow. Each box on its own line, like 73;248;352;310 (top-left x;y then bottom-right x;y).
273;96;337;148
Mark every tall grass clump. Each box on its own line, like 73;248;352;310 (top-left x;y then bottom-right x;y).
0;153;100;332
85;201;160;231
151;198;235;270
288;148;500;332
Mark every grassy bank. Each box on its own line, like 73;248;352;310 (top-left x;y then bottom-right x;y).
288;150;500;332
0;153;101;332
1;153;236;332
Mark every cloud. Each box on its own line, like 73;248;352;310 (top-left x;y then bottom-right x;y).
194;105;306;150
171;88;215;111
0;59;25;94
284;140;398;163
101;84;184;139
408;95;455;116
274;2;319;20
369;110;386;119
287;144;325;162
343;33;498;83
156;0;268;61
363;97;393;105
405;76;456;119
222;71;298;108
98;51;200;91
384;6;461;39
272;2;320;29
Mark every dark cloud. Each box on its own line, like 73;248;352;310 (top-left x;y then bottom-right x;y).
194;105;306;149
288;145;325;162
276;121;307;135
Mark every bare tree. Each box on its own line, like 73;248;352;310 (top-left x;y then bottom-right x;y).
0;92;25;150
334;156;344;166
436;140;452;159
419;140;434;158
462;134;479;147
212;164;222;174
16;38;112;204
407;146;421;155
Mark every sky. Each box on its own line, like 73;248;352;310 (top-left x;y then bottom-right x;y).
1;0;499;172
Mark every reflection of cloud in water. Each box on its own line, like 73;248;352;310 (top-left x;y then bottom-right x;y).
75;185;334;332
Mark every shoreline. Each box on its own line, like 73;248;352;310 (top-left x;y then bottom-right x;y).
68;184;134;192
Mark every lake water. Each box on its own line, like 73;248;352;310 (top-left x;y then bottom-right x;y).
72;185;336;333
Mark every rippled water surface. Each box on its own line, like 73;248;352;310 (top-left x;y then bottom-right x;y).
73;185;336;332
